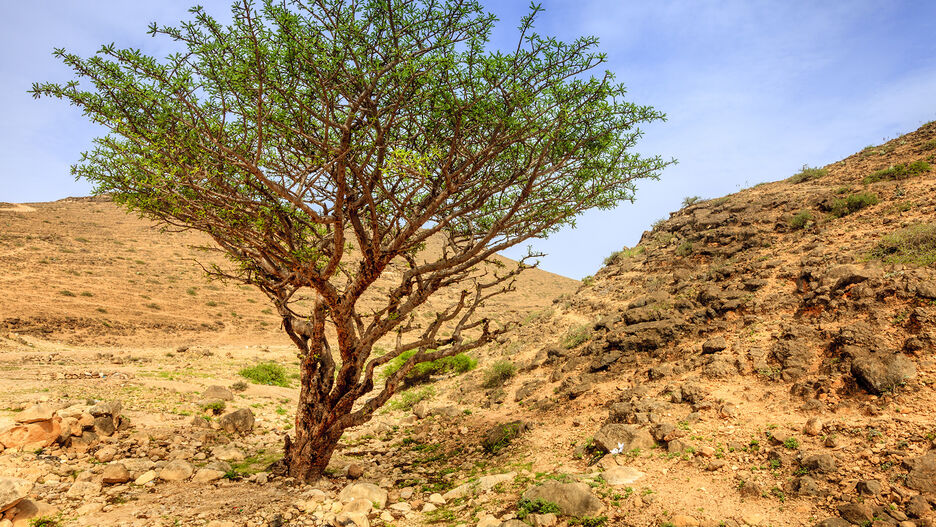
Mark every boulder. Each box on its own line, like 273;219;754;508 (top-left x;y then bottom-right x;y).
851;352;916;394
212;445;245;462
0;478;33;513
192;469;226;483
836;503;872;524
802;453;836;473
14;405;53;424
134;470;157;486
219;408;255;435
338;482;387;509
602;466;645;485
92;415;116;436
0;418;61;449
89;401;122;417
204;386;235;401
701;337;727;354
905;452;936;493
158;460;194;482
592;424;654;453
481;421;528;454
9;499;57;527
101;464;131;485
822;265;876;291
522;481;604;517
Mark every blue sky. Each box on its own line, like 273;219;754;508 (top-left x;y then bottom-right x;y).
3;1;935;279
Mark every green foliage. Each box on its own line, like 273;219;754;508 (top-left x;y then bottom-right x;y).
569;516;609;527
789;210;812;230
381;350;476;385
482;360;517;388
517;498;561;520
863;160;931;183
922;139;936;151
388;386;435;411
200;400;226;414
561;324;592;349
29;516;64;527
230;381;248;392
581;275;594;286
675;241;693;257
830;192;879;217
682;196;701;207
238;362;291;387
59;290;76;297
603;246;644;266
871;223;936;266
788;165;827;184
783;437;799;450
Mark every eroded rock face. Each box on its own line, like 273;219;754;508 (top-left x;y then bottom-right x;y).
204;385;235;401
0;418;61;449
0;478;33;513
851;352;916;394
522;481;604;517
904;452;936;494
219;408;255;435
338;482;387;509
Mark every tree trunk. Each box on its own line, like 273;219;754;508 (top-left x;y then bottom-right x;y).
284;407;340;481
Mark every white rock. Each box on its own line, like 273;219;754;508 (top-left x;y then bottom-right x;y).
134;470;157;486
338;482;387;509
428;493;445;505
602;466;646;485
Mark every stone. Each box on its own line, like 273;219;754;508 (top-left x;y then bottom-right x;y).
796;476;820;496
158;460;194;481
192;469;226;483
14;405;53;424
477;516;501;527
342;498;373;515
593;424;655;453
89;400;122;417
134;470;157;485
338;482;388;509
412;401;429;419
92;415;116;436
9;499;56;527
334;511;369;527
822;264;876;291
0;478;33;513
0;419;61;449
905;452;936;493
802;453;836;473
671;515;699;527
529;513;558;527
428;493;445;505
204;386;235;401
851;352;916;395
907;495;930;518
602;466;645;485
804;417;823;436
837;503;873;524
481;421;528;453
213;445;246;462
741;512;764;526
701;337;727;354
477;472;516;491
346;463;364;479
65;480;101;500
856;480;882;495
94;446;116;463
101;463;131;484
522;481;604;517
219;408;255;435
816;519;851;527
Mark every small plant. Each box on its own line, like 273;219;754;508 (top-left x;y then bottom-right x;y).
569;516;608;527
144;302;161;310
783;437;800;450
59;290;76;297
238;361;291;387
388;386;435;411
482;360;517;388
200;400;225;415
581;275;594;286
830;191;879;217
863;160;931;184
870;223;936;266
186;287;197;296
682;195;701;207
789;210;812;230
516;497;561;520
922;139;936;151
675;241;693;257
788;165;827;184
561;324;592;349
230;380;248;392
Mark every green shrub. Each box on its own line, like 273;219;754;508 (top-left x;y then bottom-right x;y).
863;160;931;183
200;400;226;414
29;515;64;527
675;241;693;256
517;498;561;520
561;324;592;349
783;437;799;450
870;223;936;266
569;517;608;527
603;246;645;266
59;290;76;297
388;386;435;411
789;210;812;230
830;192;879;217
238;362;291;387
788;165;827;184
682;195;701;207
482;360;517;388
230;381;248;392
581;275;594;286
922;139;936;151
380;350;476;384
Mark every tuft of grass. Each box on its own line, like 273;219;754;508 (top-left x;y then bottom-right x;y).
238;362;291;387
830;192;879;217
675;241;693;257
682;196;701;207
517;498;561;520
29;515;64;527
788;165;827;184
389;386;435;411
789;210;812;230
144;303;161;310
482;360;517;388
200;400;226;415
561;324;592;349
186;287;197;296
870;223;936;266
231;381;248;392
59;290;76;297
569;517;609;527
921;139;936;151
603;246;644;266
863;160;931;184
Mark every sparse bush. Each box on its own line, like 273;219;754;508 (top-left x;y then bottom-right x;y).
238;361;291;387
863;160;931;184
788;165;827;184
200;400;226;415
186;287;197;296
388;386;435;411
682;195;701;207
380;350;476;385
517;498;561;520
789;210;812;230
675;241;693;256
871;223;936;266
783;437;800;450
922;139;936;151
561;324;592;349
483;360;517;388
59;290;76;297
569;517;608;527
230;381;248;392
28;515;64;527
581;275;594;286
830;192;879;217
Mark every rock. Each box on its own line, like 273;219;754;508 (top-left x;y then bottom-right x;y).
134;470;157;485
346;463;364;479
917;281;936;299
529;513;558;527
477;516;502;527
412;401;429;419
856;480;882;495
796;476;820;496
701;337;727;354
338;482;388;509
515;380;545;402
907;495;931;518
851;352;916;394
822;264;875;291
0;478;33;513
92;415;116;436
671;515;700;527
816;519;851;527
219;408;255;435
189;416;211;428
158;460;194;481
592;424;655;453
905;452;936;493
101;463;131;484
192;469;226;483
94;445;116;463
428;493;445;505
342;498;373;515
14;405;53;424
204;385;235;401
602;466;645;485
0;419;61;449
213;445;246;462
65;480;101;500
334;511;369;527
837;503;873;524
804;417;823;436
522;481;604;517
741;513;764;526
802;453;836;473
89;400;122;416
481;421;528;454
9;499;57;527
477;472;516;491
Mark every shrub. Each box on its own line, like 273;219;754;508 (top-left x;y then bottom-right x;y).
830;192;879;217
922;139;936;151
870;223;936;266
380;350;476;384
200;400;226;415
789;210;812;230
482;360;517;388
788;165;827;184
569;517;608;527
675;241;693;256
561;324;592;349
238;362;291;387
230;381;248;392
783;437;799;450
28;516;64;527
517;498;561;520
59;290;76;297
388;386;435;411
863;160;931;183
682;195;701;207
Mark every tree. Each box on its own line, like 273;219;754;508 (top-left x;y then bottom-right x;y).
32;0;671;480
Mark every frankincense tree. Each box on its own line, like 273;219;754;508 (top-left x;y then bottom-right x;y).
32;0;670;480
